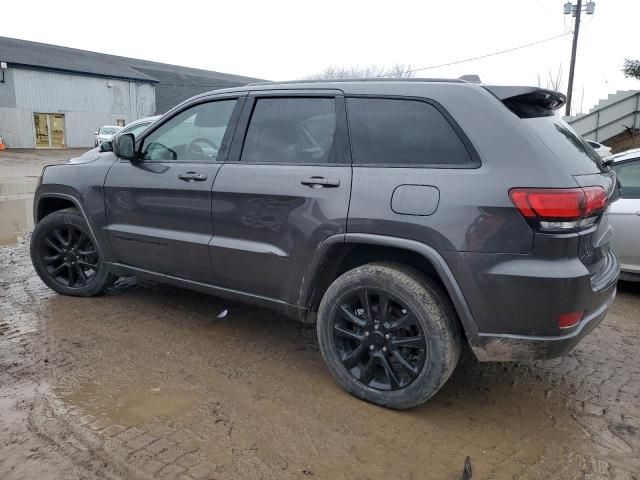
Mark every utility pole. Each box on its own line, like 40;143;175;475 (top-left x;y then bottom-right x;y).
564;0;595;116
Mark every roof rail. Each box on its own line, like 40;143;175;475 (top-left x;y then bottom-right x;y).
246;77;468;87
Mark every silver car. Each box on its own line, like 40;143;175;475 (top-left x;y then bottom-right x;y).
608;148;640;280
115;116;160;139
93;125;121;147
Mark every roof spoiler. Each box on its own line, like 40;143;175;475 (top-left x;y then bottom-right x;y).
482;86;566;118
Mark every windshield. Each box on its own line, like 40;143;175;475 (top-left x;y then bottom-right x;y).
523;117;604;173
118;122;152;138
99;126;120;135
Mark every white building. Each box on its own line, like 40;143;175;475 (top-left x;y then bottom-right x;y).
0;36;260;148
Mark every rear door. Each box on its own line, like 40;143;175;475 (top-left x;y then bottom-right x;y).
609;158;640;273
104;95;243;282
210;91;351;303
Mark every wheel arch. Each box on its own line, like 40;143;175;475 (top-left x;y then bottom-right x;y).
35;193;102;255
35;195;77;222
299;233;478;335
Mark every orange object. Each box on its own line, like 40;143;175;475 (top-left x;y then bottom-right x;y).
0;135;5;150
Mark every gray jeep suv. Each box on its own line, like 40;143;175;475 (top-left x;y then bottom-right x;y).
30;79;620;409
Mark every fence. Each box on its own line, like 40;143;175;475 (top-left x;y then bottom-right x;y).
564;90;640;142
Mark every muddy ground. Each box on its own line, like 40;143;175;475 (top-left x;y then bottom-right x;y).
0;149;81;244
1;150;640;479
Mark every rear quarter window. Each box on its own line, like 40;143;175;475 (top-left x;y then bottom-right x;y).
346;97;474;166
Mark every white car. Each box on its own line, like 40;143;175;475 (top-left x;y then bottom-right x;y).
93;125;122;147
114;116;160;140
586;140;612;158
607;148;640;281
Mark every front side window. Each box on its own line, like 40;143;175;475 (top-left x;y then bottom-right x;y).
612;159;640;199
141;99;237;162
346;97;473;166
241;98;336;164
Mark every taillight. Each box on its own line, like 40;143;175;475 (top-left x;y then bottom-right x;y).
509;186;607;232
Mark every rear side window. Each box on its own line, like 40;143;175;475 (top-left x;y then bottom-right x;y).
241;98;336;164
346;98;473;166
523;117;605;173
611;159;640;199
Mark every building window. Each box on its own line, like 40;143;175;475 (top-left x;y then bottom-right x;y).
116;119;125;127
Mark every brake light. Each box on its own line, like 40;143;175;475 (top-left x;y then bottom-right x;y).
583;186;608;217
509;187;607;232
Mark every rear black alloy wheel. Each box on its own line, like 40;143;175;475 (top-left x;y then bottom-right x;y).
39;224;99;288
332;288;427;391
317;263;461;409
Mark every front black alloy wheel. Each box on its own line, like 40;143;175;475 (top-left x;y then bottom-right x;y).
30;208;115;297
332;289;427;391
317;263;461;409
40;224;99;288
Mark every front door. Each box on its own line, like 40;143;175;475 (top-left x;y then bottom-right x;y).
34;113;65;148
104;96;243;282
211;93;352;303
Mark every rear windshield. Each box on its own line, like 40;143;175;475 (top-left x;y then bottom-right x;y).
523;117;604;172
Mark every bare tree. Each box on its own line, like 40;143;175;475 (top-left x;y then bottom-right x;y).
306;64;414;80
537;64;563;91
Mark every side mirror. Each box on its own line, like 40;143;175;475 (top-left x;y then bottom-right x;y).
113;133;137;160
93;131;98;135
99;141;113;152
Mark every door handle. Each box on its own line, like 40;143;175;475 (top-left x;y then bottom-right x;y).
178;172;207;182
300;176;340;188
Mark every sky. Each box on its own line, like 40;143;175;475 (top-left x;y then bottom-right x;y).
3;0;638;115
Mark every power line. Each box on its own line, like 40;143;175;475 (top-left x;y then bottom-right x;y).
378;32;572;77
154;32;572;87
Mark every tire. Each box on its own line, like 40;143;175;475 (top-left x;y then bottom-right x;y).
30;208;115;297
317;262;461;409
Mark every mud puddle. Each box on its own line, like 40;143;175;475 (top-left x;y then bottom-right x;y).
64;383;194;427
0;181;36;245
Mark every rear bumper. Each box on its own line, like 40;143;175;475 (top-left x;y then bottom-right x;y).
443;247;620;361
468;284;616;361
